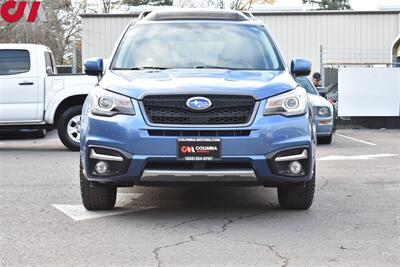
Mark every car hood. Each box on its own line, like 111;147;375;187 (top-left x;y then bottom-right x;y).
99;69;297;100
308;94;333;109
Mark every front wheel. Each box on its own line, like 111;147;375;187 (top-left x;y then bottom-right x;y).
80;160;117;210
57;106;82;151
277;168;315;210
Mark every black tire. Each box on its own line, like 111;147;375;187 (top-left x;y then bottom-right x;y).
57;105;82;151
80;160;117;210
317;134;332;145
277;169;315;210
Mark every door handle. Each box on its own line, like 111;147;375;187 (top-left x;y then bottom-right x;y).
19;82;34;86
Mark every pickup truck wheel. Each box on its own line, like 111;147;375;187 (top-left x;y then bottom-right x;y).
277;168;315;210
58;106;82;151
80;160;117;210
317;134;333;144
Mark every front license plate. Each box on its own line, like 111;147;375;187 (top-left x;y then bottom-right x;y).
177;138;221;161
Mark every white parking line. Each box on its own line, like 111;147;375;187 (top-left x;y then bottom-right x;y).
51;192;155;221
335;133;376;146
52;204;157;221
318;154;398;161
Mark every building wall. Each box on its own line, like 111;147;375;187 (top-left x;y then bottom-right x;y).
82;14;136;62
81;11;400;73
258;12;400;70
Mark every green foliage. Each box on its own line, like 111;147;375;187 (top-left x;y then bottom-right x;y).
303;0;351;10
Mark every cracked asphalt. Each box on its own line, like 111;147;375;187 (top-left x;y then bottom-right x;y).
1;129;400;266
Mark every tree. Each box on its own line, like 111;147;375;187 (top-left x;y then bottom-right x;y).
0;0;87;66
303;0;351;10
96;0;173;13
230;0;275;11
177;0;275;11
99;0;122;13
121;0;173;7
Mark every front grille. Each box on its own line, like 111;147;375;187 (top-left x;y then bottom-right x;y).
142;95;256;125
148;129;251;137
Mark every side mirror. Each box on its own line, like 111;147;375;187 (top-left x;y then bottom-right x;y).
317;87;327;98
290;58;311;77
84;57;104;77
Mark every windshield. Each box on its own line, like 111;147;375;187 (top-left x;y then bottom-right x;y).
296;76;319;95
112;22;284;71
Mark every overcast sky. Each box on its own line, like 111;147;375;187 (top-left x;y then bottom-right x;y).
272;0;400;10
351;0;400;10
87;0;400;12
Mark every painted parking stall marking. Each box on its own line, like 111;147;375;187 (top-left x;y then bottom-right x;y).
335;133;377;146
52;193;157;221
318;154;399;161
52;205;156;221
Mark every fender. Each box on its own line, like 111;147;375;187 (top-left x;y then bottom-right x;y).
44;77;96;124
45;91;88;125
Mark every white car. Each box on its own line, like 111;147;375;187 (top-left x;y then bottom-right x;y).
0;44;97;150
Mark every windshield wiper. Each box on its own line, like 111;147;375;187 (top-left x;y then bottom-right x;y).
112;67;169;70
193;65;248;70
129;66;168;70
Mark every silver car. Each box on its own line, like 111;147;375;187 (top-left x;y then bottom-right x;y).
296;76;334;144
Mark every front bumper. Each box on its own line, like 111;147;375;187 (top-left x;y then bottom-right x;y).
80;100;315;186
315;116;334;137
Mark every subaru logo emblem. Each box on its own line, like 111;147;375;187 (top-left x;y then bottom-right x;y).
186;97;212;111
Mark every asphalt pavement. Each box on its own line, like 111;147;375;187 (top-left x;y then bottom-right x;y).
0;129;399;266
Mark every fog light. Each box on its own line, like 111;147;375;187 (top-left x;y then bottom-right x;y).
95;161;109;174
288;161;302;174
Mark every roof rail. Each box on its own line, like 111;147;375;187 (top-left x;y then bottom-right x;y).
144;10;250;21
242;11;256;20
138;10;153;20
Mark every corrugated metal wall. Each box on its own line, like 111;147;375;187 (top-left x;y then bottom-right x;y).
82;15;135;61
257;12;400;70
81;11;400;72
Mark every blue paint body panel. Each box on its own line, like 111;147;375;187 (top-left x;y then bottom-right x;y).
80;18;316;186
84;57;103;76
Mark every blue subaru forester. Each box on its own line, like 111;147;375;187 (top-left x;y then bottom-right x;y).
81;9;317;210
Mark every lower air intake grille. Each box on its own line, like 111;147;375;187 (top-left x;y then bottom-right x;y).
148;130;251;137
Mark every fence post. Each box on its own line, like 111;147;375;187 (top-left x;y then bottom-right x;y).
320;45;324;87
72;43;77;74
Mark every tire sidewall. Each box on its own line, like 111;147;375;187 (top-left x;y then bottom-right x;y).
57;106;82;151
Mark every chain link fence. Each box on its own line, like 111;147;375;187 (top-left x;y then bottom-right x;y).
320;46;394;98
56;65;73;74
319;46;397;127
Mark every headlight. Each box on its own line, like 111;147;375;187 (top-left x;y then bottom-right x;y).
89;86;135;116
316;107;330;117
264;87;308;116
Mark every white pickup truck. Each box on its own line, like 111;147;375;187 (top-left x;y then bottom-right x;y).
0;44;97;150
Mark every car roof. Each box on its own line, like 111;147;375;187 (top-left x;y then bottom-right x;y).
137;9;257;23
0;43;51;52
